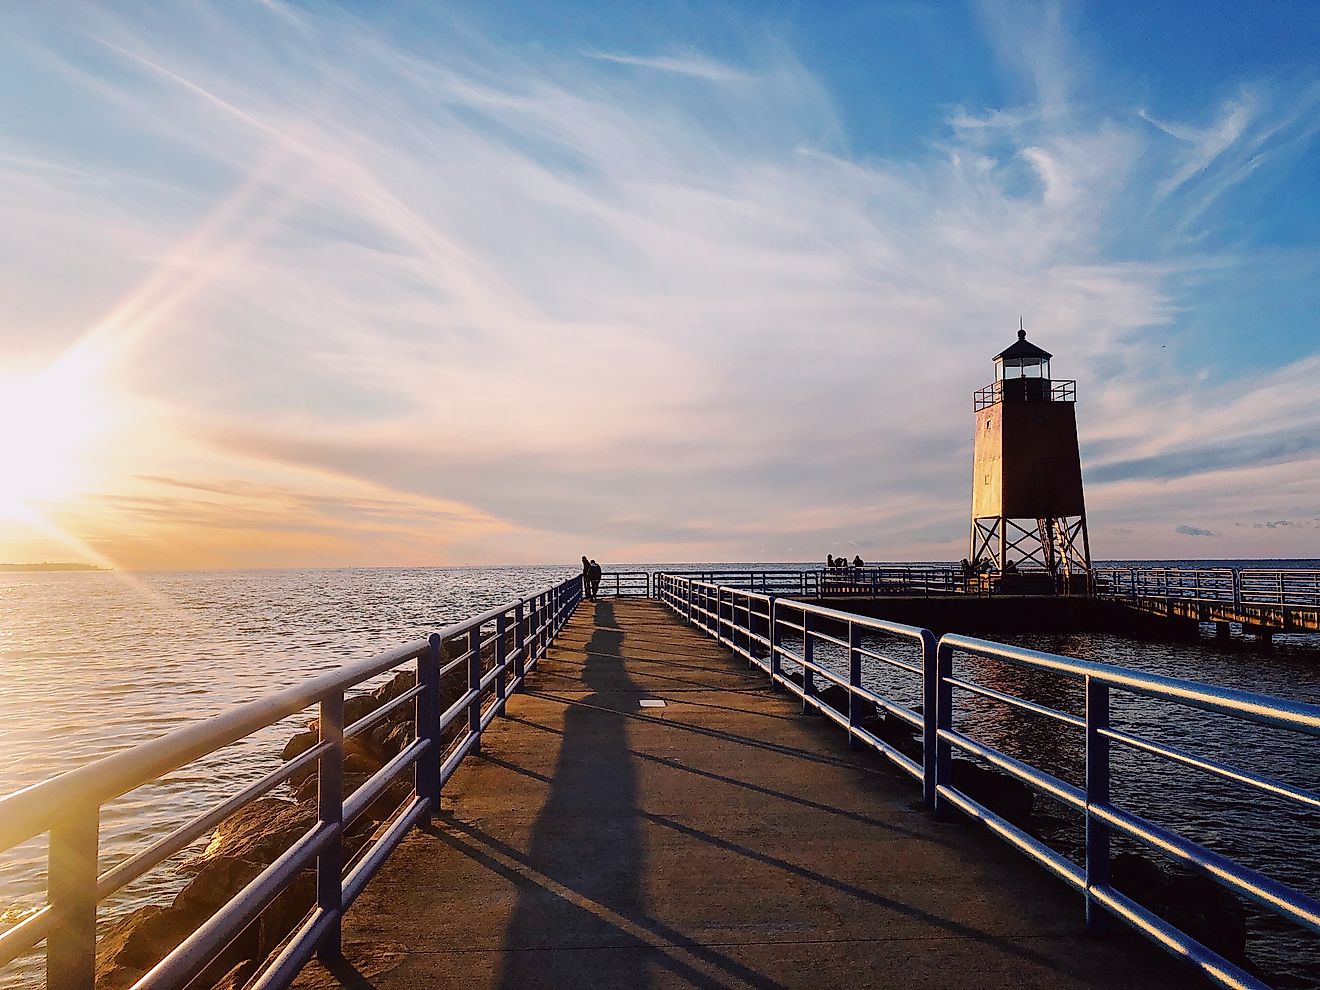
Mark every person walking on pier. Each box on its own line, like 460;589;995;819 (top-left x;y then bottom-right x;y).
581;556;592;600
588;559;602;600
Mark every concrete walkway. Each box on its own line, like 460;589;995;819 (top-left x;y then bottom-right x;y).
292;599;1197;989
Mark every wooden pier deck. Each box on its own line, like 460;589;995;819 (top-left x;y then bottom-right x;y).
291;598;1196;989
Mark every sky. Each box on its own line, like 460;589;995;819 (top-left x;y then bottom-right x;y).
0;0;1318;569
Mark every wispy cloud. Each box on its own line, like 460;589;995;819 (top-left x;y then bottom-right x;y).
0;1;1317;567
583;50;751;83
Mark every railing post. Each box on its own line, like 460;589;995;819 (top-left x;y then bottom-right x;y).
317;691;344;959
468;625;482;754
847;621;862;748
418;635;442;818
513;601;526;687
495;613;508;715
920;629;938;810
1085;676;1111;934
768;596;781;686
802;613;816;714
932;641;954;819
715;588;725;644
47;801;99;990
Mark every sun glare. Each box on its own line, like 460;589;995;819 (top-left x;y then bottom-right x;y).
0;368;105;520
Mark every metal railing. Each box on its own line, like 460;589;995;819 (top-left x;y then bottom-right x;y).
657;574;1320;990
1095;567;1320;611
1240;569;1320;607
591;571;651;597
935;635;1320;990
1094;567;1237;605
820;566;961;597
974;378;1077;410
656;574;938;806
660;570;822;596
0;574;584;990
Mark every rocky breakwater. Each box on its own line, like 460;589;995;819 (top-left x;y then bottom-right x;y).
95;663;467;990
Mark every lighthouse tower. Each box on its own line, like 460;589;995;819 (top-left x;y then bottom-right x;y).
969;324;1091;586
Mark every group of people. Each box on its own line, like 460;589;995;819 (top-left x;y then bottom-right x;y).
825;553;866;568
580;556;603;600
960;557;1017;580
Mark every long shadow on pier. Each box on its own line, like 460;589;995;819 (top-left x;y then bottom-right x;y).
486;600;785;989
492;599;652;987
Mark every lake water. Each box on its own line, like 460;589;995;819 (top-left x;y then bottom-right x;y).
1;563;1317;988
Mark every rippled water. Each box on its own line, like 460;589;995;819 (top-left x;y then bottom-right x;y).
1;564;1318;988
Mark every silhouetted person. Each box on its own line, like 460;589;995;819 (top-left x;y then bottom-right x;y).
581;555;591;599
853;555;864;567
588;559;602;599
826;554;835;568
1003;559;1018;574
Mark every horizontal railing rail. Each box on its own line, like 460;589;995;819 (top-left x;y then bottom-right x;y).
820;566;962;597
0;574;584;990
655;575;936;805
592;570;651;597
1094;567;1320;614
935;634;1320;990
660;570;822;596
656;573;1320;990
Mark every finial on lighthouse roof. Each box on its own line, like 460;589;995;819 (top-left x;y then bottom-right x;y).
993;320;1052;361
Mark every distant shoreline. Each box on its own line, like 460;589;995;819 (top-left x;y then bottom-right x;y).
0;562;105;572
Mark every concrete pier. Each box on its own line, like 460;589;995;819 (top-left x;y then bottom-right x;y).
292;599;1196;989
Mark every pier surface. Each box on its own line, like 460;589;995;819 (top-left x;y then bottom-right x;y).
293;599;1193;989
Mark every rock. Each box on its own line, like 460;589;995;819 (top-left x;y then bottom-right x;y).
191;798;319;867
367;720;395;759
211;960;261;990
372;670;417;705
281;729;319;763
1161;874;1248;964
817;683;850;715
343;692;381;729
382;721;414;759
95;873;261;990
861;711;923;761
1111;851;1165;896
259;867;317;957
1109;853;1248;965
949;759;1034;827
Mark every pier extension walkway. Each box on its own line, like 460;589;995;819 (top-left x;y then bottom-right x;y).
292;599;1192;989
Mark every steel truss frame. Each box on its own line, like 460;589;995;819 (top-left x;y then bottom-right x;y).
970;514;1091;578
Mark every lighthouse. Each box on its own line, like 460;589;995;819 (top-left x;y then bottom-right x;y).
969;324;1091;588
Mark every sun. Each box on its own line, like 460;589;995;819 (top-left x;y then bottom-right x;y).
0;366;105;520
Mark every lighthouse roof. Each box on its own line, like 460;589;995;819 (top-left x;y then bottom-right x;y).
994;328;1052;362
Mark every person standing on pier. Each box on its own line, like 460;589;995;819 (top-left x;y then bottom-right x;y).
581;556;592;600
588;559;603;600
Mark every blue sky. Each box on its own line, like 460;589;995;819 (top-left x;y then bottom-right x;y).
0;0;1317;567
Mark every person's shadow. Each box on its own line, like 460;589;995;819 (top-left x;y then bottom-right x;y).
494;600;649;987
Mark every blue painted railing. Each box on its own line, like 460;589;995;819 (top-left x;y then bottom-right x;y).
656;573;1320;990
0;575;584;990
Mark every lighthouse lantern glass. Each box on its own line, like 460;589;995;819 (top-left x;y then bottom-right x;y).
995;355;1050;382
